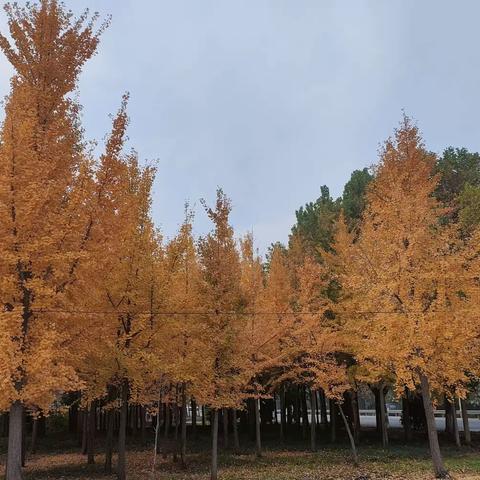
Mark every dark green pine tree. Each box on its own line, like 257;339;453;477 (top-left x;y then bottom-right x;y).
290;185;341;256
342;168;373;228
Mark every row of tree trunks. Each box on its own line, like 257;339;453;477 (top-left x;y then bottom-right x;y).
6;382;471;480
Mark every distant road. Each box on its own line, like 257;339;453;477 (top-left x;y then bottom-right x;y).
360;415;480;432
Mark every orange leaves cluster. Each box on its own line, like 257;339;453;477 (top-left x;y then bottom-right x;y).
0;1;107;412
331;117;480;399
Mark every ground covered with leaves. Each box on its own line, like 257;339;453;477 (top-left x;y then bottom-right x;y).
2;429;480;480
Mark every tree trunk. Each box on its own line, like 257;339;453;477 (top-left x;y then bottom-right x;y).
378;384;388;448
301;387;309;439
460;398;471;445
294;390;301;431
420;373;449;479
164;403;171;439
254;398;262;458
173;404;179;463
117;380;129;480
81;410;88;455
402;390;412;442
155;410;162;454
31;417;38;455
191;399;197;438
202;405;206;427
310;388;317;451
140;406;146;446
351;390;360;443
211;409;219;480
181;385;187;468
319;390;328;426
280;386;286;442
445;398;453;436
162;404;171;460
131;405;138;437
232;410;240;452
6;401;23;480
451;398;460;448
374;388;381;434
87;401;96;465
338;403;358;466
21;410;26;468
104;409;114;474
330;399;336;443
222;408;229;449
153;393;162;474
69;400;79;434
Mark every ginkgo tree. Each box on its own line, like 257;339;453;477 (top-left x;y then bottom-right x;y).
197;189;251;480
0;3;108;479
332;117;479;479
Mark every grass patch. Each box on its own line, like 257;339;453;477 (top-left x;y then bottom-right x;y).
1;430;480;479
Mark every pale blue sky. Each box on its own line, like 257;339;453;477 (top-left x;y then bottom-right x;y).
1;1;480;254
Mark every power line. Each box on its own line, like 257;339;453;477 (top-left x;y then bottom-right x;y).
33;308;473;316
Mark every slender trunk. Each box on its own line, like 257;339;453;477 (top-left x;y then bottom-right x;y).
181;385;187;468
301;387;309;439
31;417;38;455
104;409;114;474
222;408;229;449
280;386;286;442
6;401;24;480
154;409;162;454
81;410;88;455
451;397;460;448
338;403;358;466
273;395;278;425
310;388;317;451
117;380;129;480
153;393;162;473
351;390;360;443
294;390;301;430
248;399;255;440
191;399;197;438
140;406;146;446
255;398;262;458
330;399;336;443
173;404;179;463
164;403;171;438
202;406;206;427
211;409;219;480
445;398;453;435
21;410;26;468
131;406;138;437
374;388;381;434
319;390;328;425
402;390;413;442
162;404;171;459
155;411;162;454
87;401;96;464
420;373;449;479
232;410;240;452
378;384;388;448
69;400;79;434
460;398;471;445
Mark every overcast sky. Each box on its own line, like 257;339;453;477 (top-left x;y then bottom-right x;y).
1;1;480;254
